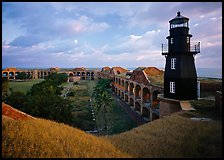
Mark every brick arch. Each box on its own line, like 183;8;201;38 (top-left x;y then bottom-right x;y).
115;87;118;95
115;77;118;83
152;90;161;107
118;90;121;97
9;72;14;76
125;94;128;103
2;72;8;77
135;101;141;112
129;98;134;107
135;84;141;99
121;79;124;86
143;87;151;107
125;80;129;92
69;72;74;77
129;82;134;95
121;91;124;99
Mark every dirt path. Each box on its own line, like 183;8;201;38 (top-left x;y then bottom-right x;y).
110;92;146;126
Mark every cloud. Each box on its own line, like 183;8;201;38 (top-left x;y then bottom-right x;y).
2;2;222;69
3;3;110;47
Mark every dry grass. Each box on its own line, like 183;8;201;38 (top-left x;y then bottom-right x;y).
2;116;130;158
2;100;222;158
105;113;222;158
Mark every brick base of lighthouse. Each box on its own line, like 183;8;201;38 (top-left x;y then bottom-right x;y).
158;94;182;118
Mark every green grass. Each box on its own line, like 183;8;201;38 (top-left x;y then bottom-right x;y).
8;79;45;94
63;80;98;131
95;100;137;135
190;99;221;120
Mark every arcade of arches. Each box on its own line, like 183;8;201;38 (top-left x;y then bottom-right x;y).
113;77;163;121
2;67;100;82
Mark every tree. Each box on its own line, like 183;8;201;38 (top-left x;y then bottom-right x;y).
45;72;68;86
92;79;113;131
15;72;29;80
6;91;27;111
101;91;112;130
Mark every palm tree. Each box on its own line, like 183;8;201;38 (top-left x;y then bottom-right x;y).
92;79;113;131
101;91;112;130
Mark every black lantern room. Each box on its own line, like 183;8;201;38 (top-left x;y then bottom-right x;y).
162;12;200;100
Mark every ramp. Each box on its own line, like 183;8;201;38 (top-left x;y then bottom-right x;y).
180;101;195;111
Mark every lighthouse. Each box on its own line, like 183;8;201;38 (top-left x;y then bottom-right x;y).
162;12;200;100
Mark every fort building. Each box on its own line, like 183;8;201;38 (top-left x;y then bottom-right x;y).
100;66;164;121
2;67;100;82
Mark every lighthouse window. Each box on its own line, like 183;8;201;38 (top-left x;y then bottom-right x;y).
171;38;174;44
171;58;176;70
170;82;175;93
187;37;189;43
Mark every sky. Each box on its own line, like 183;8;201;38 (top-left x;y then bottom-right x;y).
2;2;222;69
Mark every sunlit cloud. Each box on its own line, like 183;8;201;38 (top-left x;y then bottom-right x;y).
2;2;222;69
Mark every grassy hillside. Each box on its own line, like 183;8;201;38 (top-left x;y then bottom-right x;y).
2;116;129;158
106;112;222;158
2;111;222;158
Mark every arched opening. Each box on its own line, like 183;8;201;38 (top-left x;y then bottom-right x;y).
118;78;121;85
135;84;141;100
91;72;94;76
118;90;120;97
129;83;134;95
15;72;19;79
40;71;44;78
77;72;81;76
81;77;85;80
69;73;74;82
27;72;32;79
91;76;94;80
129;98;134;107
135;101;141;112
125;95;128;103
69;73;74;77
125;81;129;92
117;71;120;74
121;80;124;86
121;92;124;99
115;78;118;83
9;72;14;77
143;87;151;107
3;72;8;77
73;72;76;76
115;88;118;95
152;91;161;108
82;72;85;76
87;72;90;76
